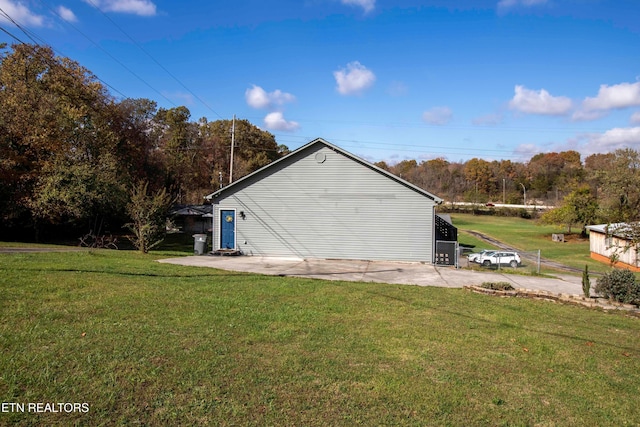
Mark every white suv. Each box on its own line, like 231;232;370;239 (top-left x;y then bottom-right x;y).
468;249;494;263
478;251;521;268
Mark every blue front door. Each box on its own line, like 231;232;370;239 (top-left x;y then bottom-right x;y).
220;210;235;249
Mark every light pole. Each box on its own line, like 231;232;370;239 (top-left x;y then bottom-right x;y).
503;178;505;204
519;183;526;206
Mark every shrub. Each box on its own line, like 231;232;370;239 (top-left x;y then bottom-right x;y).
519;208;532;219
595;269;640;305
481;282;515;291
582;265;590;298
124;181;174;253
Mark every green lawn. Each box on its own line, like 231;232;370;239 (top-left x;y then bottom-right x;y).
452;213;610;274
1;250;639;426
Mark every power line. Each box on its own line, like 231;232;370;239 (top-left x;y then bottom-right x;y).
0;7;132;100
1;7;604;163
270;133;557;161
0;8;40;45
259;115;613;134
0;23;27;44
31;0;177;107
272;133;520;155
82;0;225;120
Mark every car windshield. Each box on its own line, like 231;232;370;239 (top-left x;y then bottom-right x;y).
474;250;491;255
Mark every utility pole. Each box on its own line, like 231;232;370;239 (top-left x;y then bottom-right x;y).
229;114;235;184
520;183;526;206
503;178;506;204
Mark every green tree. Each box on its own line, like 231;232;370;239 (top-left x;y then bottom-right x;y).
527;151;583;201
124;181;174;253
0;43;130;235
197;118;284;196
0;43;290;239
565;187;599;237
539;187;598;236
594;149;640;223
153;106;199;202
30;153;126;226
539;204;576;233
110;98;160;182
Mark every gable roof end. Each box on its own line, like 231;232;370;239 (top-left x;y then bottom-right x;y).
205;138;443;203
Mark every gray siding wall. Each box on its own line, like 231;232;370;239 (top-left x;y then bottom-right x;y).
212;145;437;262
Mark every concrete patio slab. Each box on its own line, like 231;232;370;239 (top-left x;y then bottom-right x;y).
158;255;585;296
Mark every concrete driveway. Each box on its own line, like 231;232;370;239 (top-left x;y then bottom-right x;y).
158;255;585;296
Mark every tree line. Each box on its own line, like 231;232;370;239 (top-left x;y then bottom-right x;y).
1;43;639;244
0;43;286;241
375;149;640;236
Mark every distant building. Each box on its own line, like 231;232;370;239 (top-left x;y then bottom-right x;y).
586;223;640;271
205;138;454;263
169;205;213;234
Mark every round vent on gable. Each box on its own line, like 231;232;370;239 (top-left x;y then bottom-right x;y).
315;152;326;164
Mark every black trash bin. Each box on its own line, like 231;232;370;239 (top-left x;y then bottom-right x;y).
193;234;208;255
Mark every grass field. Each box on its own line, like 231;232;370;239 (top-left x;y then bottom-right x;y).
1;249;639;426
451;213;611;275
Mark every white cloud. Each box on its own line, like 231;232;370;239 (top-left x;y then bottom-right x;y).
333;61;376;96
497;0;548;10
509;85;572;115
571;109;608;122
422;107;453;125
57;5;77;22
263;112;300;132
0;0;45;27
631;111;640;124
245;85;296;109
85;0;157;16
341;0;375;13
572;82;640;121
581;82;640;111
245;85;298;132
585;127;640;153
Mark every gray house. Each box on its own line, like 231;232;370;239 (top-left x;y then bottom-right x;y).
205;138;446;262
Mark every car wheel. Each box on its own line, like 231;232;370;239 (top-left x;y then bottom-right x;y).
483;260;491;267
510;260;518;268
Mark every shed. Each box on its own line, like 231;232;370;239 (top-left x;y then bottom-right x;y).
586;223;640;271
205;138;445;262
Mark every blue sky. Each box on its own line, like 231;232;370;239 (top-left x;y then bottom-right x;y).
1;0;639;164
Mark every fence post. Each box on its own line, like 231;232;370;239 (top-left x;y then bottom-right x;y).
537;249;541;274
455;242;459;269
